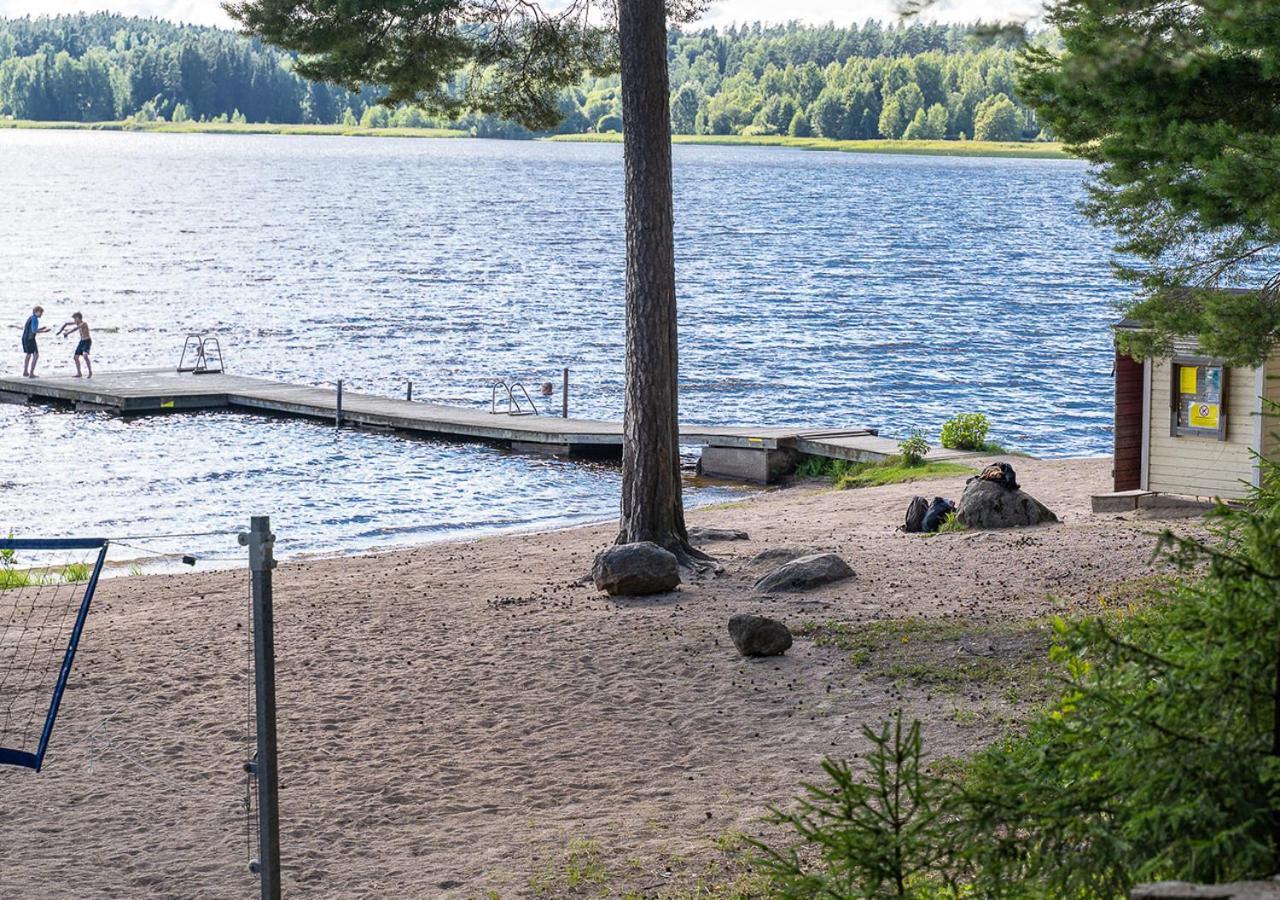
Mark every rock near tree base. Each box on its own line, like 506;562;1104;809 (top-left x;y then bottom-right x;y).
591;542;681;596
687;526;750;543
728;613;793;657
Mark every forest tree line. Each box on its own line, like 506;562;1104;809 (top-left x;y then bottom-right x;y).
0;14;1048;141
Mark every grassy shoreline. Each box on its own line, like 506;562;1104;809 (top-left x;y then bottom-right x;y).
549;131;1072;159
1;118;1072;158
0;119;468;139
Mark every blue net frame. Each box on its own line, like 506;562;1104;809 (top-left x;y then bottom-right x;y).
0;538;109;772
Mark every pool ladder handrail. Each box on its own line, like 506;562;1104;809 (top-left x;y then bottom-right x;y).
177;333;226;375
490;380;539;416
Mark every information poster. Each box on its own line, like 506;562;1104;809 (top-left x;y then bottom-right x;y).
1175;361;1226;438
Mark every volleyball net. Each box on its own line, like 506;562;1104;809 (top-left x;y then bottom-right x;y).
0;537;108;772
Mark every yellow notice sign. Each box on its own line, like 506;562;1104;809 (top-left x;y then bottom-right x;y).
1189;402;1219;429
160;399;175;409
1179;366;1198;395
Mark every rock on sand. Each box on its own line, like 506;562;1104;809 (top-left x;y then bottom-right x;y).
754;552;855;593
956;478;1058;529
592;542;681;596
728;613;793;657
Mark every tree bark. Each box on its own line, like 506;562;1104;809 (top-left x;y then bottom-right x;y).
615;0;710;568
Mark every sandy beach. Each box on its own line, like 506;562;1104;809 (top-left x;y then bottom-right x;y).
0;457;1201;898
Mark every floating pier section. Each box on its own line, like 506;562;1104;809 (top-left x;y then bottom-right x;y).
0;369;974;483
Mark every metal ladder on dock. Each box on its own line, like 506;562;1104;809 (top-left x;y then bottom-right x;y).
177;333;225;375
489;380;540;416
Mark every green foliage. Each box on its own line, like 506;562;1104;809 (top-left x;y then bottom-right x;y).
938;413;991;451
898;430;931;466
595;112;623;134
755;713;965;897
795;453;974;489
0;14;1043;145
879;83;925;139
972;93;1022;142
932;511;965;535
786;109;810;137
670;81;702;133
1018;0;1280;365
902;103;947;141
837;460;973;490
0;13;365;124
61;562;90;583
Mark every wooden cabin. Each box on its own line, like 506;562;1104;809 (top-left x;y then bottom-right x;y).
1111;321;1279;502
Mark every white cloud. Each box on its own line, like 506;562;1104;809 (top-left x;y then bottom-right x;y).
697;0;1046;27
1;0;1044;29
0;1;236;27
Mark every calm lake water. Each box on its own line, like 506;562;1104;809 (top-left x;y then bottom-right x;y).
0;130;1122;563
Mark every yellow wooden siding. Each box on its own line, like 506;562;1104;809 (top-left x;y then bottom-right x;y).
1147;358;1258;499
1265;352;1280;464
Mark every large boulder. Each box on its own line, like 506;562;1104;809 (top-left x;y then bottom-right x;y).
754;552;855;594
728;613;793;657
591;542;681;596
956;478;1058;529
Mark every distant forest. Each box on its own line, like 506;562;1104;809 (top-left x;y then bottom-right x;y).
0;13;1050;142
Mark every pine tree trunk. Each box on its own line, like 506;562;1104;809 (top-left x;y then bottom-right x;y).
615;0;710;568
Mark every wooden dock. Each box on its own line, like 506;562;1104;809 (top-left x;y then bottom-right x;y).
0;369;977;482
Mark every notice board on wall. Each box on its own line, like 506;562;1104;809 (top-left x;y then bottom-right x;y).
1172;358;1228;440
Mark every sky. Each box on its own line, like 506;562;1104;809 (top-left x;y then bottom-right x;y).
0;0;1047;29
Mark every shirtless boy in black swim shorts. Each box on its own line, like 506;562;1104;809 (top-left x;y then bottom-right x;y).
57;312;93;378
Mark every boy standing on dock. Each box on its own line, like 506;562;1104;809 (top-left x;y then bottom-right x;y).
21;305;48;378
57;312;93;378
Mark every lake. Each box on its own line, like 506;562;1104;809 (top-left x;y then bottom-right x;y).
0;130;1121;563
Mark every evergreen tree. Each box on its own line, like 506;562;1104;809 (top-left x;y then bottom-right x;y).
1020;0;1280;364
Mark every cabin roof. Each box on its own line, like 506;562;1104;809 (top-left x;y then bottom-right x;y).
1113;287;1258;331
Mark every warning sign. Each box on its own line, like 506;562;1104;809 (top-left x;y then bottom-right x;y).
1189;402;1219;429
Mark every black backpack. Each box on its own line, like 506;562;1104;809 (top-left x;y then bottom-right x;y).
903;496;929;533
922;497;956;532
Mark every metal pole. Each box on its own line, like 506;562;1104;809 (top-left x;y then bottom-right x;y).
406;380;413;402
335;380;343;428
241;516;282;900
562;367;569;419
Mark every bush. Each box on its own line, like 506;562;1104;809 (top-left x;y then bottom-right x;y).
595;113;623;133
898;430;930;466
755;713;965;897
939;413;991;450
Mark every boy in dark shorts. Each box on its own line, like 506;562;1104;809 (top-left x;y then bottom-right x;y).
57;312;93;378
21;305;48;378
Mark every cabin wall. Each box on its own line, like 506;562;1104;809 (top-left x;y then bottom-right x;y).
1113;352;1144;491
1146;357;1258;499
1264;354;1280;469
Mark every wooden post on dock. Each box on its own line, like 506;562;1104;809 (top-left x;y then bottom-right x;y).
335;380;343;427
562;368;569;419
406;380;413;402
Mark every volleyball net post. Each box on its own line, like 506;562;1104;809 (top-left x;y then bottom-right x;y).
241;516;282;900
